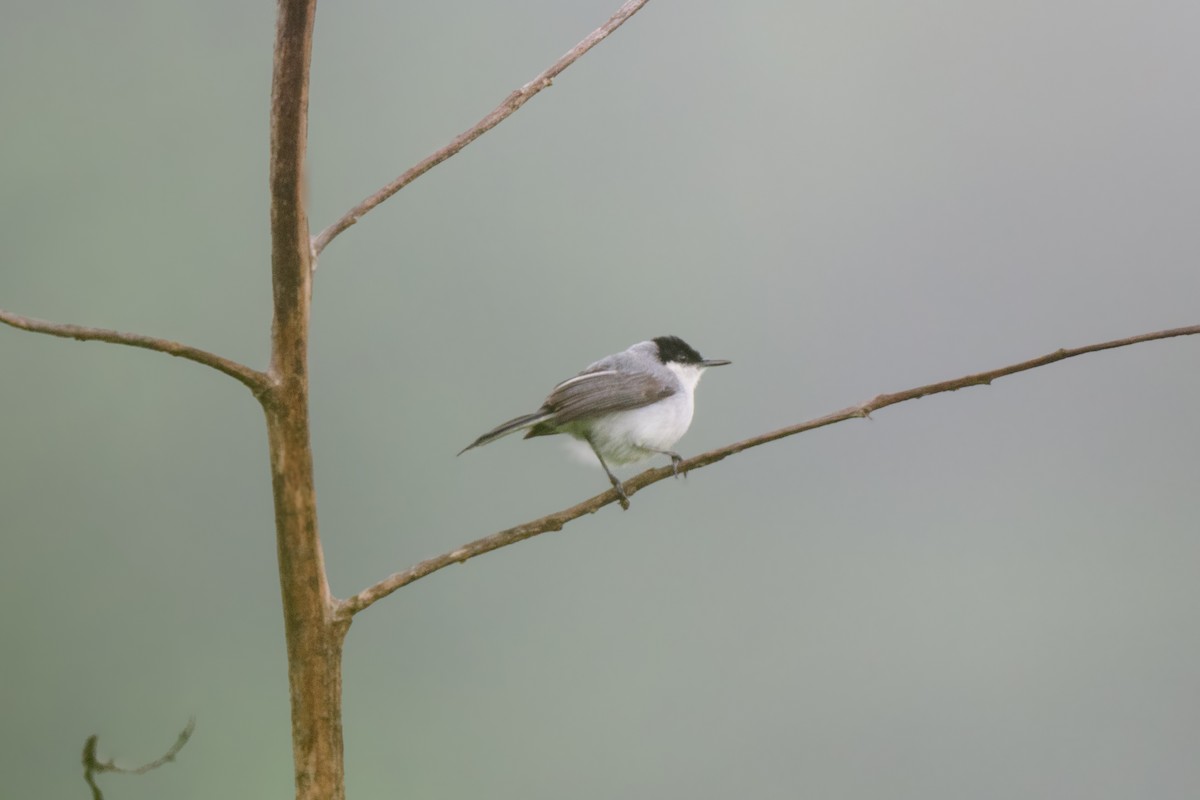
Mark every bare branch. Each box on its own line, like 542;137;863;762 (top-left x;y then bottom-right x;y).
339;323;1200;617
266;4;351;800
311;0;652;258
82;718;195;800
0;308;269;396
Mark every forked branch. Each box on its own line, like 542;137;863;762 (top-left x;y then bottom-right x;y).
0;308;269;395
82;718;195;800
339;323;1200;617
311;0;652;258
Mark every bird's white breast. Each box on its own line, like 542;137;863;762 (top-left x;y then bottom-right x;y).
583;362;705;465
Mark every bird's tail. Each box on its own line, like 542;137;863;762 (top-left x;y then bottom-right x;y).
457;411;553;456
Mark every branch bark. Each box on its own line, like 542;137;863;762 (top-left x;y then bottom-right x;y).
310;0;652;258
266;3;348;800
338;323;1200;618
0;308;268;395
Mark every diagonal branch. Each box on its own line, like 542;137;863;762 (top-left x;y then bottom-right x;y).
311;0;652;258
0;308;269;395
338;323;1200;618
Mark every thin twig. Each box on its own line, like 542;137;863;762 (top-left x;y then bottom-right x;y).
311;0;652;258
82;718;196;800
0;309;269;396
338;323;1200;617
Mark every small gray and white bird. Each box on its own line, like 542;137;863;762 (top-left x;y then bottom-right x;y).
458;336;730;507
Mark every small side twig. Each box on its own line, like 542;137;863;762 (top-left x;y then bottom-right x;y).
311;0;652;258
338;323;1200;618
0;309;269;396
82;718;196;800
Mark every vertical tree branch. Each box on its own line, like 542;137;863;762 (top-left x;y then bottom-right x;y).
267;2;348;800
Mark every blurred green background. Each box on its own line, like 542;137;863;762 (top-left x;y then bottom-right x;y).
3;1;1199;798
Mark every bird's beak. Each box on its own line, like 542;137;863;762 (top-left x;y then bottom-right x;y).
701;358;732;367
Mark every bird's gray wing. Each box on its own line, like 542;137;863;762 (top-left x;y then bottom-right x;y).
538;365;675;427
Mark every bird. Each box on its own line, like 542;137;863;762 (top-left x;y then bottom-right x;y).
458;336;730;508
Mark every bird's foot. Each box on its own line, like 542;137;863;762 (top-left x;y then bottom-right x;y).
612;480;630;510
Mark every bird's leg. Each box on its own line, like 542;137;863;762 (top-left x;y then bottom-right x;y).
587;438;630;510
654;450;685;478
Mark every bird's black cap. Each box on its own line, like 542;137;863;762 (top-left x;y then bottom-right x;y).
653;335;730;367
